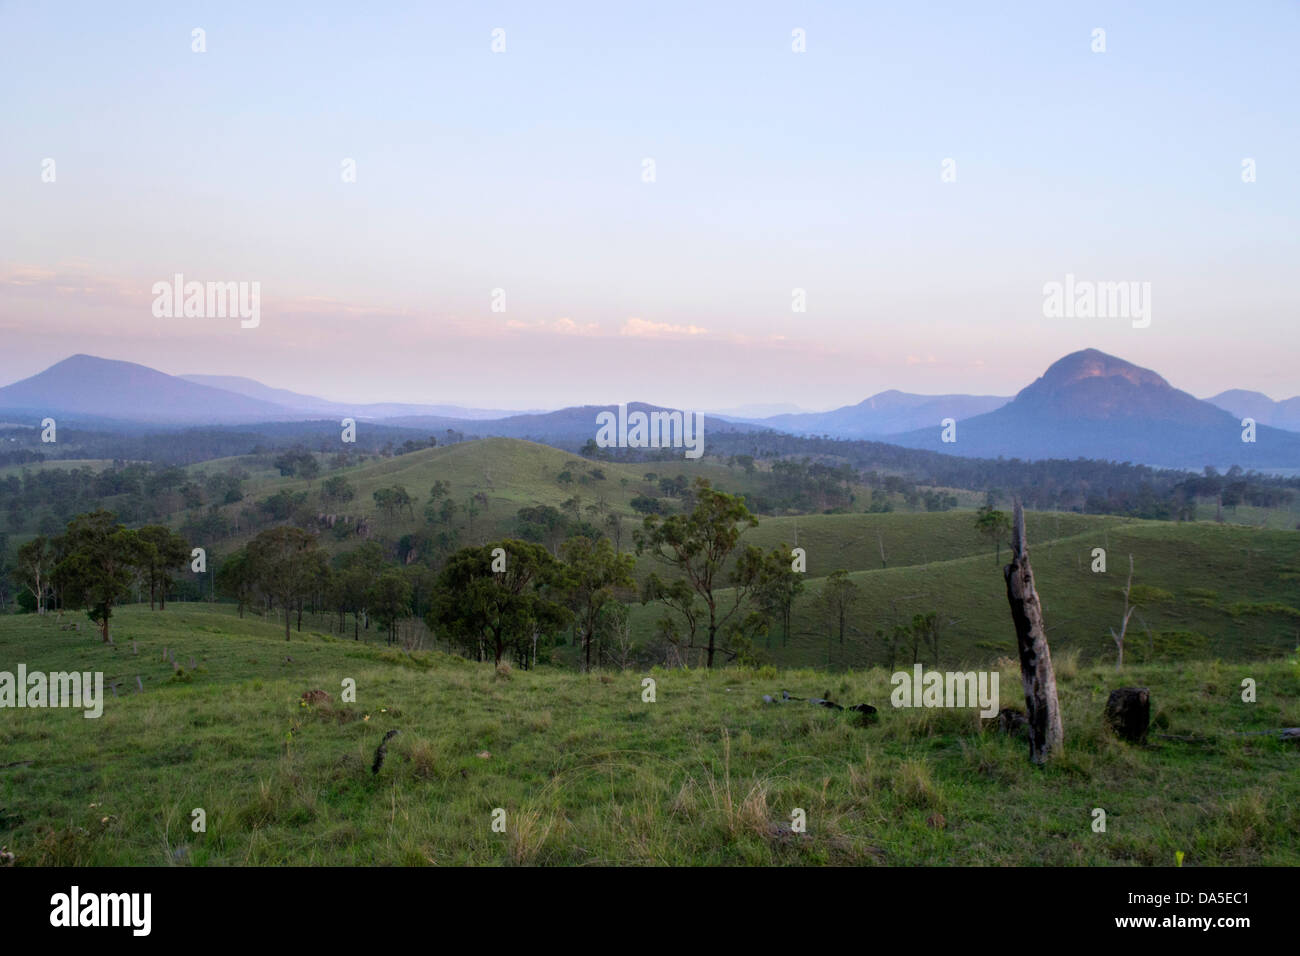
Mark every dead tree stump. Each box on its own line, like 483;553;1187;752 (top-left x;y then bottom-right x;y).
1003;500;1064;764
1105;687;1150;743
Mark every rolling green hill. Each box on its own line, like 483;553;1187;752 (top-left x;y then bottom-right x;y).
163;438;1300;672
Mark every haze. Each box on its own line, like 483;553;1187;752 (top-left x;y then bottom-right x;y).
1;1;1296;408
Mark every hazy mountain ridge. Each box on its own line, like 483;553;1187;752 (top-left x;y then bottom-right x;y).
3;350;1296;468
745;390;1011;438
1205;389;1300;433
888;349;1300;468
179;374;532;421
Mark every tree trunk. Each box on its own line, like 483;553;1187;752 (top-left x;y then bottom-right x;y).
1003;500;1064;764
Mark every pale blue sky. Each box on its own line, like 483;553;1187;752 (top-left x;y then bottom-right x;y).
1;0;1296;408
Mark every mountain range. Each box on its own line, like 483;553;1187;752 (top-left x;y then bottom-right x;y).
1204;389;1300;433
1;350;1297;469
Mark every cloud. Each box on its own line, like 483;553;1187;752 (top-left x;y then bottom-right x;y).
620;317;709;338
505;317;600;335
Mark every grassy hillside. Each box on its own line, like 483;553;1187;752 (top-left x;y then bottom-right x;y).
166;438;1300;672
186;438;769;552
629;520;1300;669
1;605;1295;866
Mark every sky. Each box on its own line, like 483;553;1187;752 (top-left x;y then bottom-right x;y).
1;0;1297;411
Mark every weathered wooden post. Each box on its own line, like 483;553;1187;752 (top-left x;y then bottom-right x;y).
1003;500;1064;764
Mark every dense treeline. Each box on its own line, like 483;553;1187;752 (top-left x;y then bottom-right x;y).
0;438;460;537
701;431;1298;519
0;422;470;468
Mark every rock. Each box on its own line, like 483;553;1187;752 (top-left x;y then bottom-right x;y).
1105;687;1151;743
997;707;1029;737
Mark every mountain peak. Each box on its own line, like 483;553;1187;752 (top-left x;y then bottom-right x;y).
1038;348;1169;391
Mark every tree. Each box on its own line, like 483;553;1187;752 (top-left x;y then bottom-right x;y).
53;510;138;643
465;495;480;541
272;447;317;478
910;611;938;665
427;540;571;665
754;545;804;649
560;536;635;671
373;486;414;524
436;498;458;527
134;525;191;610
975;505;1011;563
635;478;760;668
516;505;568;555
321;475;355;506
297;456;321;485
605;512;624;553
367;571;413;646
820;569;859;651
332;542;386;639
246;526;328;641
0;532;13;610
215;549;256;618
15;535;54;614
1110;554;1137;669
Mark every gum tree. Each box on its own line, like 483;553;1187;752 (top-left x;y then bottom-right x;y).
427;540;571;665
53;510;138;642
560;535;635;671
635;479;761;669
247;526;328;640
134;525;191;610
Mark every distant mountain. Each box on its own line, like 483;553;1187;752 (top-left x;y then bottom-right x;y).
6;352;1295;469
708;402;811;418
889;349;1300;469
385;402;759;448
1205;389;1300;433
180;374;528;421
0;355;296;426
749;391;1010;438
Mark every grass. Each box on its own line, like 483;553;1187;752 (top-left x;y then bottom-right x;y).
630;518;1300;669
1;604;1296;866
